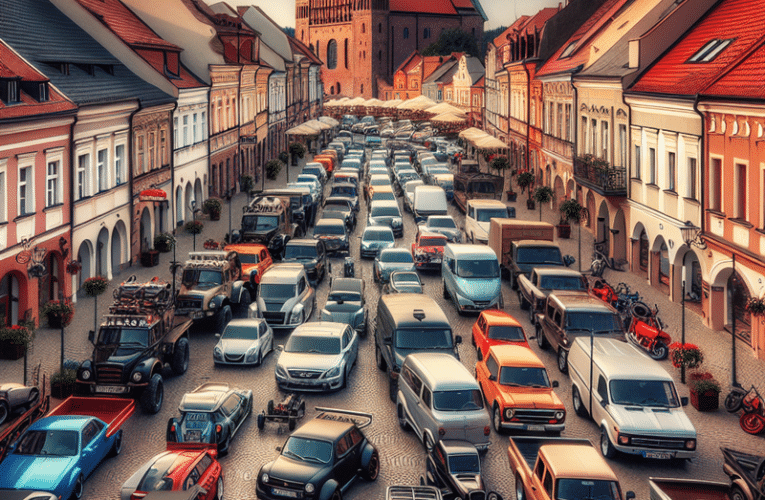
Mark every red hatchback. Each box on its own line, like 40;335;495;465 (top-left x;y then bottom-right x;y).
471;309;529;360
121;447;223;500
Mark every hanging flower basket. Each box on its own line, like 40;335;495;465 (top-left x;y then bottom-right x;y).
82;276;109;297
204;239;221;250
203;198;223;220
41;300;75;328
669;342;704;370
0;324;34;358
154;233;176;253
746;296;765;316
66;260;82;275
184;220;204;235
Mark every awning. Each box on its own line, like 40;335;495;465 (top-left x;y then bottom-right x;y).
425;102;466;117
286;124;320;136
397;95;437;110
319;116;340;127
474;135;510;149
431;111;467;123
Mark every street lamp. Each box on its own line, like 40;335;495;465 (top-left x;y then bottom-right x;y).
679;220;705;383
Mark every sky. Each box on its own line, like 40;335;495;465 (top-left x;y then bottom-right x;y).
213;0;565;30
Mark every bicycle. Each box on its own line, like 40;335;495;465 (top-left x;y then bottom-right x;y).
590;240;628;277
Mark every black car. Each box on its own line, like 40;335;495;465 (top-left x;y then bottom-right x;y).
424;440;486;500
282;239;329;286
323;197;357;230
256;408;380;500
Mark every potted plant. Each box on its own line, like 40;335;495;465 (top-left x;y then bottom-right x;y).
153;232;175;253
746;296;765;316
51;359;79;399
240;174;255;195
558;198;587;240
278;151;289;165
204;239;221;250
184;220;204;235
0;323;34;360
82;275;109;297
533;186;554;222
41;300;75;329
202;197;223;221
669;342;704;370
267;159;283;181
517;171;535;209
688;371;720;411
289;142;306;166
488;156;515;201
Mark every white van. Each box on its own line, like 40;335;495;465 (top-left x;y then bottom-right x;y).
412;185;448;224
568;337;697;460
465;199;510;244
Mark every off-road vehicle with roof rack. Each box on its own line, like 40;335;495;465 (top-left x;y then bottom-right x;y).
232;195;301;260
175;251;251;333
76;276;193;414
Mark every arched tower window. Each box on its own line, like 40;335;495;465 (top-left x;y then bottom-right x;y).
362;23;366;33
327;39;338;69
344;39;349;69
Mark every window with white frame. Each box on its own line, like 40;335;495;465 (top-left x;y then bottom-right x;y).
77;153;89;200
557;103;563;138
174;116;179;147
565;104;571;141
182;115;189;147
581;117;588;154
634;144;641;180
649;147;656;184
619;125;627;167
687;157;697;200
115;144;125;185
591;119;597;155
160;129;167;165
201;112;206;140
18;166;32;216
149;132;156;171
193;113;198;144
136;134;145;174
97;148;108;192
601;121;608;160
46;160;59;207
0;160;7;223
667;151;676;192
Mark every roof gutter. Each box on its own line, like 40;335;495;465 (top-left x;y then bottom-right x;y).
692;93;705;238
128;99;142;266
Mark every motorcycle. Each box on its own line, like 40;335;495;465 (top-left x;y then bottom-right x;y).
625;301;671;360
724;384;765;435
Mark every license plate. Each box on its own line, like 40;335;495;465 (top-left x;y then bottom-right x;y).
95;385;127;394
272;488;299;498
527;425;545;432
185;431;201;441
643;451;673;459
431;258;441;263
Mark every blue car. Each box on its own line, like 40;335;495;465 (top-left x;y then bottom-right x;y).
0;397;132;500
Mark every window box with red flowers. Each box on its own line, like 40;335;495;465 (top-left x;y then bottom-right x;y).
688;372;720;411
0;324;34;360
82;275;109;297
41;300;75;329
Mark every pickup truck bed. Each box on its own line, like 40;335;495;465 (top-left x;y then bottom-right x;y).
48;396;135;437
649;478;730;500
510;436;593;470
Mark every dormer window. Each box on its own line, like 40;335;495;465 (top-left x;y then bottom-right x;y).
559;40;578;59
164;52;180;78
0;78;20;104
688;39;734;63
20;80;49;102
38;83;48;102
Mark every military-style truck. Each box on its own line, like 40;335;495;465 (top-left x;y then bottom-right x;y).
453;171;504;213
175;251;250;332
76;276;193;414
232;195;301;260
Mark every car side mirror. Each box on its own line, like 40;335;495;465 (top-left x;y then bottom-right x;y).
563;255;576;267
455;335;462;344
276;446;282;452
681;397;689;407
552;381;559;388
626;492;635;500
600;399;607;408
88;330;95;344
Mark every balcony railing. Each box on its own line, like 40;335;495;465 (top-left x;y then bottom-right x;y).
574;158;627;197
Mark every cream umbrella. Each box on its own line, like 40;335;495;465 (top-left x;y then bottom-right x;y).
459;127;489;140
319;116;340;127
475;135;510;149
303;119;332;131
397;95;437;110
431;111;467;123
426;102;466;117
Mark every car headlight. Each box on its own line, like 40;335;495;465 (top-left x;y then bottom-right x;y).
245;348;259;362
392;219;402;227
290;306;305;324
131;371;143;383
305;483;315;494
554;411;565;420
80;369;91;381
208;300;219;309
261;473;269;484
504;408;514;420
275;364;287;378
325;366;341;378
214;347;223;360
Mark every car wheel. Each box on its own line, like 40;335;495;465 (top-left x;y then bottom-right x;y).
375;345;387;371
572;386;588;418
171;337;190;375
331;489;342;500
141;373;164;414
492;404;503;433
288;417;297;431
108;429;123;457
535;325;548;350
442;281;449;299
0;401;8;426
730;486;747;500
388;377;397;402
600;426;617;458
397;404;409;431
518;290;529;310
423;433;435;453
557;348;568;373
215;476;225;500
528;303;536;325
72;474;84;500
362;450;380;481
237;290;252;316
257;413;265;430
515;474;525;500
215;305;233;334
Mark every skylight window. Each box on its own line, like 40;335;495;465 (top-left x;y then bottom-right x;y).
688;39;733;63
559;40;578;59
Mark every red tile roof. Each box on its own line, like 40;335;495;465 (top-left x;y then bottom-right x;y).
631;0;765;95
75;0;179;50
493;16;529;48
519;8;559;35
390;0;457;15
702;36;765;98
536;0;627;78
451;0;476;8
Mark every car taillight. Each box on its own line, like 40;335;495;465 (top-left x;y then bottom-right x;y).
484;426;491;436
438;427;446;436
131;492;147;500
216;424;222;434
170;424;176;433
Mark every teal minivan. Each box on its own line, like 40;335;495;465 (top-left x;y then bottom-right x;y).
442;243;503;313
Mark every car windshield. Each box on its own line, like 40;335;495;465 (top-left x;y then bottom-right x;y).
182;269;223;288
540;276;587;291
381;251;413;263
325;200;351;210
98;327;149;346
371;206;400;217
469;181;497;194
223;324;260;340
15;430;78;456
322;211;347;221
298;176;317;184
181;412;212;432
331;186;357;197
364;229;394;242
500;367;550;387
433;390;484;411
394;328;453;349
516;247;562;265
476;208;508;222
370;178;390;186
456;259;499;279
137;452;177;491
609;380;680;407
566;312;621;332
329;291;361;303
316;224;346;235
283;437;332;464
435;179;453;189
242;215;279;232
284;245;318;259
556;479;621;500
392;272;420;283
285;335;341;354
448;453;480;474
372;192;396;202
260;284;296;299
419;237;446;247
429;218;457;229
237;253;260;264
487;325;525;341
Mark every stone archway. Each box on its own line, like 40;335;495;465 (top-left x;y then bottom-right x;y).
39;251;63;307
185;182;193;222
194;178;204;207
112;220;128;275
77;240;94;288
596;200;610;248
710;266;754;345
672;245;702;309
566;178;575;200
553;176;564;210
651;235;670;294
585;190;596;229
176;185;184;227
612;209;627;269
96;227;110;279
139;207;152;255
631;223;649;279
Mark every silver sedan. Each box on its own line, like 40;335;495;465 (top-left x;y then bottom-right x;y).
213;318;274;365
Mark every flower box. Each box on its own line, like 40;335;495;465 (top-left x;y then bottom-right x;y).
0;341;25;360
141;250;160;267
557;224;571;239
690;389;719;411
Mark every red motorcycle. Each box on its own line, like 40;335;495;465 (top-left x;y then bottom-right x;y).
590;279;617;306
726;385;765;435
625;301;671;360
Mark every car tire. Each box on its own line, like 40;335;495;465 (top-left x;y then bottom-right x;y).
108;429;123;457
397;404;409;431
388;377;397;402
515;474;525;500
171;338;190;375
331;489;342;500
518;290;529;310
730;486;746;500
0;401;8;426
361;450;380;481
375;345;387;372
288;417;297;431
215;476;225;500
572;386;589;418
557;348;568;373
237;290;252;316
492;404;503;433
535;325;548;349
141;373;164;414
257;413;265;430
528;303;536;325
442;281;449;299
72;474;84;500
215;305;233;334
600;425;617;458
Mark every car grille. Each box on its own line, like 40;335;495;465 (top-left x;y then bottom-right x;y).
269;477;305;491
263;311;286;324
176;297;202;309
512;409;558;422
225;354;244;362
473;301;491;308
630;436;687;450
96;365;123;384
288;370;322;379
388;486;441;500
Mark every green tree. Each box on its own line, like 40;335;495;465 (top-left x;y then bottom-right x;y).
422;28;480;58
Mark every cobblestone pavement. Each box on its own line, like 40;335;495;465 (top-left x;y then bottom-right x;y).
2;142;764;500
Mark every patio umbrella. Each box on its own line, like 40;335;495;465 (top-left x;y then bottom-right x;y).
319;116;340;127
431;111;467;123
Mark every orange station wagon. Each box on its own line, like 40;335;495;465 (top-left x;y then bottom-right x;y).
476;344;566;433
224;243;273;293
471;309;528;360
313;155;335;174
